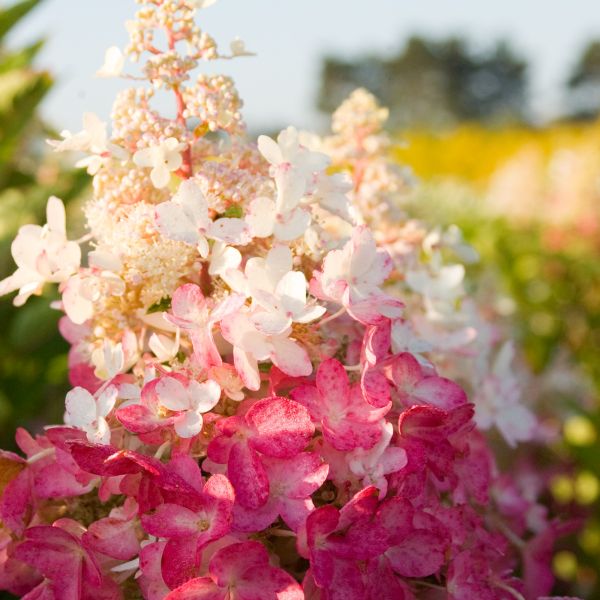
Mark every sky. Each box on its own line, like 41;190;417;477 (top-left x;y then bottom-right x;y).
7;0;600;133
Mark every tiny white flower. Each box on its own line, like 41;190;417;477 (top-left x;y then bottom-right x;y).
133;137;186;189
155;377;221;438
247;127;331;241
229;37;255;57
149;330;180;362
0;196;81;306
208;241;242;288
91;333;138;380
49;113;107;154
230;245;325;334
96;46;125;78
474;341;537;446
48;113;128;175
64;385;118;445
347;422;407;498
155;180;249;256
188;0;218;8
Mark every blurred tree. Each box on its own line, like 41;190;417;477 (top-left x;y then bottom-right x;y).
566;40;600;120
0;0;89;455
318;35;529;128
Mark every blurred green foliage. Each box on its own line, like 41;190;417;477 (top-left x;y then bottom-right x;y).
0;0;89;452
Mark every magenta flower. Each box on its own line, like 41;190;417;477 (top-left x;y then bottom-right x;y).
299;487;391;599
291;358;389;451
141;473;235;589
1;428;94;536
82;498;140;561
387;352;467;410
166;541;304;600
232;451;328;532
11;521;120;600
67;442;203;514
395;403;475;497
208;396;314;509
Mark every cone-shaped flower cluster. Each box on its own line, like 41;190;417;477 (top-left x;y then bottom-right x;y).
0;1;579;599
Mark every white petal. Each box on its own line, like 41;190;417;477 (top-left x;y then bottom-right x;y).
91;417;112;445
174;411;203;438
294;303;327;324
273;207;311;241
150;165;171;189
65;387;97;428
155;201;200;245
149;332;179;362
132;147;154;168
96;385;118;418
96;46;124;78
62;276;94;325
208;242;241;276
246;196;275;238
88;250;122;272
46;196;66;235
257;135;283;166
175;180;209;231
266;245;293;281
233;346;260;391
276;270;307;316
208;218;250;245
156;377;190;411
188;379;221;413
349;227;377;279
251;308;290;336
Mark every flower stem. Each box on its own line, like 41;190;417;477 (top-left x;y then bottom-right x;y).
316;306;346;328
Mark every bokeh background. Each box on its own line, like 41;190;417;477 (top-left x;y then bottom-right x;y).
2;0;600;597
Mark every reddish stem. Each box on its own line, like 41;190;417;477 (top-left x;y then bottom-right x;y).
166;28;193;179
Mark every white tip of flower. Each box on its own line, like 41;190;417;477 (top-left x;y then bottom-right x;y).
230;37;255;57
96;46;125;78
188;0;218;9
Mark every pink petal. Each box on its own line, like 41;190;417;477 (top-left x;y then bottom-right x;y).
289;384;324;421
161;536;201;590
323;418;382;451
389;352;422;390
116;404;171;434
34;462;93;498
209;541;268;587
227;442;269;509
232;497;279;532
171;284;207;326
190;329;222;370
413;376;468;410
139;541;170;600
83;516;140;560
361;368;391;408
142;503;201;538
246;397;314;458
166;578;225;600
316;359;349;405
386;529;447;578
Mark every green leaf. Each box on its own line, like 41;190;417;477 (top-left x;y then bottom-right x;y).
219;204;244;219
0;0;41;42
0;39;45;74
0;70;52;182
147;296;172;314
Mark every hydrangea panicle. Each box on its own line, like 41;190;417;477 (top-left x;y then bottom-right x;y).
0;1;579;599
